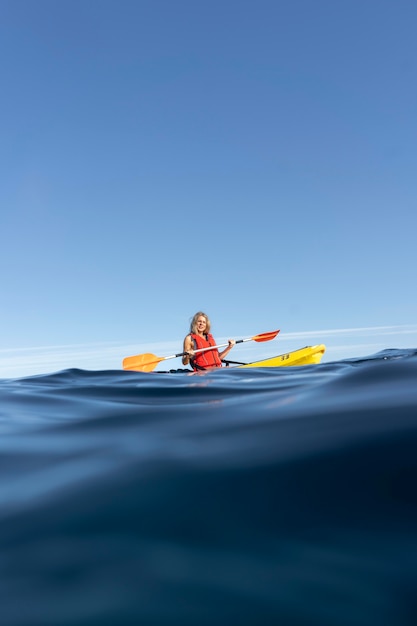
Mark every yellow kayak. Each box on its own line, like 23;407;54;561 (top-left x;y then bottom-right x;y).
124;342;326;373
236;344;326;368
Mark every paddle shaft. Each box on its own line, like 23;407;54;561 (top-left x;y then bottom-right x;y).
123;341;236;371
122;330;279;371
162;339;244;362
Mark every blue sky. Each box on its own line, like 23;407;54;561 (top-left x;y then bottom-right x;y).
1;0;417;377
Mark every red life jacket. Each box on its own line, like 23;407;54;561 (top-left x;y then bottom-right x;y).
190;333;222;370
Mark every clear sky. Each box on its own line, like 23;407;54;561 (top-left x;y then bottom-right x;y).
1;0;417;378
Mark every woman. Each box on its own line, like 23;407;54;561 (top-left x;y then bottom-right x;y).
182;311;236;371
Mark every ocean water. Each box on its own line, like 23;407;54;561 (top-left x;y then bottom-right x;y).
1;348;417;626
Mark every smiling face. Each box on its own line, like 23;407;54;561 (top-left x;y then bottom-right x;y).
196;315;207;334
191;312;211;335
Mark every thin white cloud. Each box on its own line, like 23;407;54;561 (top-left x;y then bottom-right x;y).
281;324;417;339
1;325;416;379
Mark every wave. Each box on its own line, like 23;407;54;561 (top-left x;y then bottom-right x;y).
1;349;417;625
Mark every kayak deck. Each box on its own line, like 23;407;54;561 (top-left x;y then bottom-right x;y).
235;344;326;368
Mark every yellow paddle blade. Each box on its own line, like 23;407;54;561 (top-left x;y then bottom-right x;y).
252;330;280;342
122;353;162;372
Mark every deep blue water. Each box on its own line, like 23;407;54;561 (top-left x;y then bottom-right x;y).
1;348;417;626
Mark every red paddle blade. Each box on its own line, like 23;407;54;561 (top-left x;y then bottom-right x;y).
252;330;280;342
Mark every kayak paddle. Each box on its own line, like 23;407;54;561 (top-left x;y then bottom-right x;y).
122;329;280;372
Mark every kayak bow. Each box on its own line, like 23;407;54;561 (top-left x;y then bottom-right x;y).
235;344;326;368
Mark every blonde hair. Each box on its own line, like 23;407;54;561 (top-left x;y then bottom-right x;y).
189;311;211;334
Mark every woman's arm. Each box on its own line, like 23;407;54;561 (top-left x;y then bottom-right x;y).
218;339;236;361
182;335;194;366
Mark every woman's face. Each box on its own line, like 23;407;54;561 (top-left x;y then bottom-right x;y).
196;316;207;332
